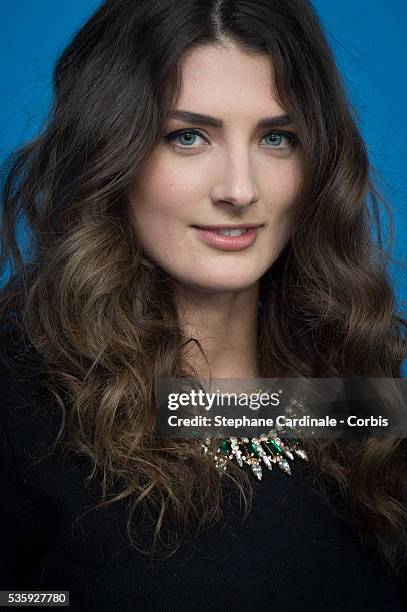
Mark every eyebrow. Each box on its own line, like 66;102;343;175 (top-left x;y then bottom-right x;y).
168;110;293;129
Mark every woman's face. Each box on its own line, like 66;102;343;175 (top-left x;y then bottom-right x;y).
128;40;301;294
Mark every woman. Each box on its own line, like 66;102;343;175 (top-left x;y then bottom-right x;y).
0;0;406;609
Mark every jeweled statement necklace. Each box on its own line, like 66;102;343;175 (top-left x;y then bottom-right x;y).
201;429;309;481
195;383;310;480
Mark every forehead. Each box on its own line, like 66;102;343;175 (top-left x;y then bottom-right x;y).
176;41;286;119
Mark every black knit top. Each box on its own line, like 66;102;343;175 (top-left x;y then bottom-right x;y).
0;325;405;612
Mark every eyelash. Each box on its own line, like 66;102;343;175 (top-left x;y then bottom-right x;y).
164;128;298;152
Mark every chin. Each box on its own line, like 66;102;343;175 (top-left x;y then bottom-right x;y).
176;274;260;294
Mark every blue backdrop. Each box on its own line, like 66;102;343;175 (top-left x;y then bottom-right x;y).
0;0;406;374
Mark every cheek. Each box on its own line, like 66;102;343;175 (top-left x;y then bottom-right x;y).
270;161;301;213
261;163;301;248
130;162;200;227
128;177;189;264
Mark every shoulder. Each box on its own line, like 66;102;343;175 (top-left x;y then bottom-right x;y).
0;318;42;395
0;321;62;470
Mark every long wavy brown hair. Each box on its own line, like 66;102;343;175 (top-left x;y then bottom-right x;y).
1;0;406;574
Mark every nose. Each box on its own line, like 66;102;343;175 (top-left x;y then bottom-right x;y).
210;150;259;209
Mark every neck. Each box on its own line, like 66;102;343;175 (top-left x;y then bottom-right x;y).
173;281;260;380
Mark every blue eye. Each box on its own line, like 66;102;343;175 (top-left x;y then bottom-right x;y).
165;129;297;151
263;132;294;147
165;130;206;149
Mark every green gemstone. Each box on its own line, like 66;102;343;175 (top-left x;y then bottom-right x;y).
269;439;282;453
247;442;259;457
219;439;231;454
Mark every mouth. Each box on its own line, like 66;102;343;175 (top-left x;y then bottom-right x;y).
192;224;262;237
191;224;263;251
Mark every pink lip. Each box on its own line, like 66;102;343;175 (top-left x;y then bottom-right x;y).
195;224;261;230
193;226;260;251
